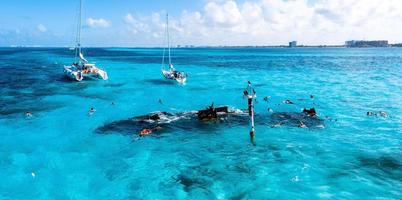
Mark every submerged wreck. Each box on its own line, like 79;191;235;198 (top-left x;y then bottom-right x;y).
96;105;325;137
269;108;323;128
97;105;249;136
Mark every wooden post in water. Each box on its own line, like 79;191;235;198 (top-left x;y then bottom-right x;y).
244;81;256;145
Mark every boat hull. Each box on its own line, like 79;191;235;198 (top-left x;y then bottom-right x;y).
64;65;108;81
162;69;186;84
64;66;83;81
82;68;108;80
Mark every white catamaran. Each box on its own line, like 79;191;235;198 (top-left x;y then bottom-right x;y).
161;14;187;84
64;0;108;82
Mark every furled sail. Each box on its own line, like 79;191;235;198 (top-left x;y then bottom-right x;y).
79;52;88;63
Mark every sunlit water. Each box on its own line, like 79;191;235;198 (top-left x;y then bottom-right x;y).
0;47;401;199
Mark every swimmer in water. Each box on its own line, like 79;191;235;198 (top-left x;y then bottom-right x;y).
158;99;163;104
310;95;314;99
263;96;270;102
25;112;33;117
303;108;317;117
139;128;152;137
379;111;388;118
283;100;294;104
89;107;96;115
299;121;307;128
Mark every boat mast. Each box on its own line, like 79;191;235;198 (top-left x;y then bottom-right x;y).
167;13;172;68
75;0;82;63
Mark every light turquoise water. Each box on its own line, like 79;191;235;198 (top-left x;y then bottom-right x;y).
0;47;401;199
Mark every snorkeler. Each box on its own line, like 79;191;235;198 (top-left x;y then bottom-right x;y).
367;111;388;118
89;107;96;115
283;100;294;104
303;108;317;117
298;121;307;128
139;128;152;137
379;111;388;118
25;112;33;117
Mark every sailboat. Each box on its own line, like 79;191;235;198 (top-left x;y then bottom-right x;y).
161;13;187;84
64;0;108;82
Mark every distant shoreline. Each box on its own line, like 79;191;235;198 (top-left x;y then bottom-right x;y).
2;45;402;49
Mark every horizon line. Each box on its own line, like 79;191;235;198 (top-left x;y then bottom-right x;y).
2;45;402;49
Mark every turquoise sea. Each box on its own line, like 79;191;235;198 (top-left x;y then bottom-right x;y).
0;47;401;199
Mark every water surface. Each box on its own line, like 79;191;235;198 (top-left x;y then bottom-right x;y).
0;47;401;199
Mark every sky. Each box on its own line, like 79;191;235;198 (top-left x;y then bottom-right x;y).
0;0;401;47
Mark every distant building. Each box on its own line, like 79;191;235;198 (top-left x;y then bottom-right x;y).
289;41;297;48
345;40;389;48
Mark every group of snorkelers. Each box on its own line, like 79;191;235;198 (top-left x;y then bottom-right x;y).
261;93;317;129
367;111;388;118
23;81;390;139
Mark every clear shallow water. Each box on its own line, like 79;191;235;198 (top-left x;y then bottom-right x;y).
0;47;401;199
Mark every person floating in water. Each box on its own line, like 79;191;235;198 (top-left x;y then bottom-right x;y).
283;100;294;104
298;121;307;128
379;111;388;118
89;107;96;115
367;111;388;118
263;96;270;102
25;112;33;117
303;108;317;117
139;128;152;137
158;99;163;104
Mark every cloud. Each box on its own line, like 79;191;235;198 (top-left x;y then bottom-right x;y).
123;14;148;34
204;1;242;26
123;13;164;37
122;0;402;46
37;24;47;32
86;18;111;28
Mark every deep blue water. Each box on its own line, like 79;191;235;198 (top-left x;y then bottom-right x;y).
0;47;401;199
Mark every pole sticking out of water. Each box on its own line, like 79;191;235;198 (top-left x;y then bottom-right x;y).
244;81;257;145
